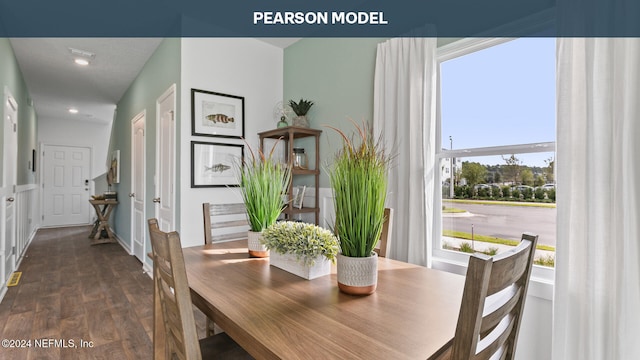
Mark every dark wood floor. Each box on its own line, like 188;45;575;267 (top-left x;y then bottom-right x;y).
0;225;207;359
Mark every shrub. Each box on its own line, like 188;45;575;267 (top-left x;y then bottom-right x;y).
534;254;555;267
485;247;499;256
459;242;475;253
262;221;339;266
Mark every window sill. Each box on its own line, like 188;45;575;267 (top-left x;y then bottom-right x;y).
431;256;555;301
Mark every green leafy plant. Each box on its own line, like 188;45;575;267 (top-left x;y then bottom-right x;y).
459;242;475;253
327;120;391;258
236;141;291;232
288;98;314;116
261;221;339;266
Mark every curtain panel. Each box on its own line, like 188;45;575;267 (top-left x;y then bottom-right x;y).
554;37;640;359
373;37;437;266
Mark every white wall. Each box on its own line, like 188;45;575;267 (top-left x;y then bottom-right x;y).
38;117;113;182
179;38;284;247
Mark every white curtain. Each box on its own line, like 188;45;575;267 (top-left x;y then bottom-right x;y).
553;38;640;359
373;37;437;267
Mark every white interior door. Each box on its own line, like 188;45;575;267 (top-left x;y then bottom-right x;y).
42;145;91;227
131;112;146;262
2;89;18;283
155;85;176;232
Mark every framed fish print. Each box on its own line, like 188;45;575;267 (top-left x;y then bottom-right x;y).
191;141;244;188
191;88;245;139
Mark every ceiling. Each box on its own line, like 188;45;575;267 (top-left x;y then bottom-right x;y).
9;38;299;125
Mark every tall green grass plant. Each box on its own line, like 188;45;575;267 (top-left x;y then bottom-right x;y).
327;121;391;257
237;141;291;232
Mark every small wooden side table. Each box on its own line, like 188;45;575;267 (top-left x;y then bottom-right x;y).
89;199;118;245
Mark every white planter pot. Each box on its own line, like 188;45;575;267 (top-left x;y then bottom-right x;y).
270;252;331;280
247;230;269;258
337;253;378;295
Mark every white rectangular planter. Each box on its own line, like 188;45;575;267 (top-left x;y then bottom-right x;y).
269;251;331;280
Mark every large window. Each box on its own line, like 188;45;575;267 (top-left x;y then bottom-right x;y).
435;38;556;272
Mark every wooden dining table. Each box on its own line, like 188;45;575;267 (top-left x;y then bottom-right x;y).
153;240;465;359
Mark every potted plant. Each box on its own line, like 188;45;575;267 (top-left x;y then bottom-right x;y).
327;121;391;295
236;142;291;257
261;221;339;279
288;98;314;127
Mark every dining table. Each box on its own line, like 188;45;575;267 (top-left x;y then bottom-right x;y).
153;239;465;360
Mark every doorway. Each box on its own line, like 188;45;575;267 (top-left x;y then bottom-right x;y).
155;84;176;232
2;89;18;284
130;111;146;262
41;145;92;227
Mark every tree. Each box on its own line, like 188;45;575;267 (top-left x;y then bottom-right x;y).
544;157;555;183
493;171;502;184
521;169;534;186
501;154;522;185
534;174;546;187
461;162;487;187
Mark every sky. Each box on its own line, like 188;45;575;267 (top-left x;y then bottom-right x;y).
440;38;556;167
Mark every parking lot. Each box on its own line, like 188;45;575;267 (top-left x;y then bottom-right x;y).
442;201;556;248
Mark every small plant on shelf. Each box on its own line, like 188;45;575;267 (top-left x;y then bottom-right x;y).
261;221;339;266
288;98;314;116
288;99;314;127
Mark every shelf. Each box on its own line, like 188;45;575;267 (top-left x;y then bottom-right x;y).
292;169;319;175
285;206;319;215
259;126;322;140
260;126;321;225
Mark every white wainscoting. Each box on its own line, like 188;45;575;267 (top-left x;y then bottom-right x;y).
0;184;39;302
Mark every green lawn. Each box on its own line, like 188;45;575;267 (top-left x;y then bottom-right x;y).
443;199;556;208
442;229;556;252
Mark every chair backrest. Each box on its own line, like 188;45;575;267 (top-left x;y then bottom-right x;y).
148;218;202;360
451;233;539;360
202;203;250;244
374;208;394;258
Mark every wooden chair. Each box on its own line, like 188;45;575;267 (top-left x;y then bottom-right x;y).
202;202;250;335
449;233;539;360
148;219;252;360
203;203;250;244
374;208;394;258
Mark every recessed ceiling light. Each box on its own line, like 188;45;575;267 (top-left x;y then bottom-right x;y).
68;108;79;114
74;58;90;66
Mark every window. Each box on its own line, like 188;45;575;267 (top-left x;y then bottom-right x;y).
434;38;556;278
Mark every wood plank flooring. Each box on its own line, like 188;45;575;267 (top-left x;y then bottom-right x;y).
0;225;208;359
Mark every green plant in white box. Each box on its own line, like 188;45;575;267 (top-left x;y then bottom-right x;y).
262;221;339;279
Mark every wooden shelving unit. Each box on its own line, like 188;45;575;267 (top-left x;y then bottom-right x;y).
258;126;322;224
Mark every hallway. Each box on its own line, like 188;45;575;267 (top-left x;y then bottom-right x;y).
0;226;173;359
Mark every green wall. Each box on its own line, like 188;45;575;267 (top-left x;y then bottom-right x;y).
0;38;38;186
284;38;386;187
110;38;181;260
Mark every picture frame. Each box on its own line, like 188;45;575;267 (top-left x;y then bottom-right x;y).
191;141;243;188
110;150;120;184
191;88;245;139
293;185;306;209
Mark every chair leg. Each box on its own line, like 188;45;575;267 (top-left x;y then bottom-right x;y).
206;318;215;337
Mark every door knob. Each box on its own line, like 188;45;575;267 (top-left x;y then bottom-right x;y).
6;197;14;202
129;193;135;197
153;198;161;203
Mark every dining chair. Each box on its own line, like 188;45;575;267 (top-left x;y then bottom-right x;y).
202;202;250;336
148;218;253;360
203;202;250;244
449;233;539;360
374;208;394;258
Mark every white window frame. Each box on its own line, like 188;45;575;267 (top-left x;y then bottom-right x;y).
431;37;555;300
